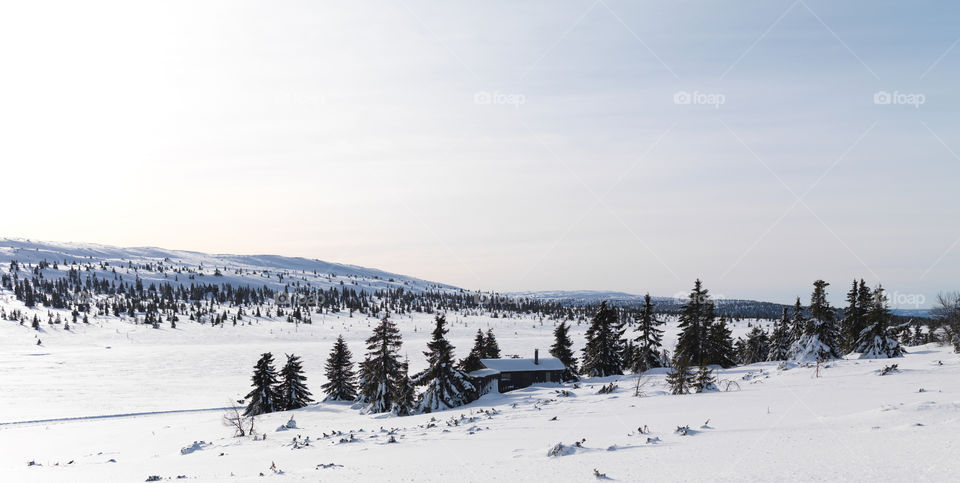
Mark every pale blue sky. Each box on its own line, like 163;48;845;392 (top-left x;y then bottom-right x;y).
1;1;958;306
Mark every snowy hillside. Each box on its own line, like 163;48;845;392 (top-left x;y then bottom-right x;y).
0;237;458;295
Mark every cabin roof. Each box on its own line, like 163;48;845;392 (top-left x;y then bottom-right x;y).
479;357;566;372
467;368;501;378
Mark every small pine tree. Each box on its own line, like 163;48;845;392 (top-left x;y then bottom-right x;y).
549;321;579;381
244;353;281;416
706;315;737;367
666;360;695;395
581;302;625;377
360;313;404;413
278;354;314;410
693;364;716;393
741;326;770;365
632;294;664;372
840;279;868;353
790;298;805;342
392;358;416;416
789;280;842;362
854;285;903;359
414;314;478;413
767;308;792;361
674;279;716;367
483;329;501;359
322;335;357;401
459;329;486;372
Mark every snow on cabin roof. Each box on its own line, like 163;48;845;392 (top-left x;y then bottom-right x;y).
468;368;501;378
479;357;566;372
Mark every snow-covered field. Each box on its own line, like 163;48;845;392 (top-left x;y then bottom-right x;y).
1;305;957;482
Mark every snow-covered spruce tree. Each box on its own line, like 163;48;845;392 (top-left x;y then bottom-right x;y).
278;354;314;410
414;314;478;413
854;286;903;359
767;308;793;361
483;328;501;359
674;279;717;367
790;298;805;342
459;329;486;372
693;364;716;393
789;280;842;362
666;360;694;395
632;294;664;372
393;358;416;416
360;313;404;413
322;335;357;401
741;326;770;365
840;279;870;353
550;321;579;381
932;292;960;352
581;301;625;377
706;314;737;367
244;352;281;416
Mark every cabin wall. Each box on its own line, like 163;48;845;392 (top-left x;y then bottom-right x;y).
497;370;563;392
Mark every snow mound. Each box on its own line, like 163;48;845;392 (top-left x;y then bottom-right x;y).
179;441;210;455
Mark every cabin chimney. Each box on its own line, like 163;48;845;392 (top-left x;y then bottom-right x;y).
535;349;539;365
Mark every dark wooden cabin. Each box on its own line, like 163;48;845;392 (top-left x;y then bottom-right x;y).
469;349;566;393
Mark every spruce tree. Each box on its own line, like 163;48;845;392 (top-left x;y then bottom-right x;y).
549;321;579;380
322;335;357;401
632;294;664;372
706;314;737;367
278;353;313;410
840;279;872;353
674;279;716;367
581;301;625;377
790;298;805;342
767;308;792;361
414;314;477;412
693;364;716;393
854;285;903;359
392;358;416;416
459;329;486;372
483;329;501;358
789;280;842;362
741;326;770;365
244;352;281;416
666;360;695;395
360;313;403;413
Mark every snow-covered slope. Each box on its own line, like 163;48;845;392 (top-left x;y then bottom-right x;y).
0;237;458;294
